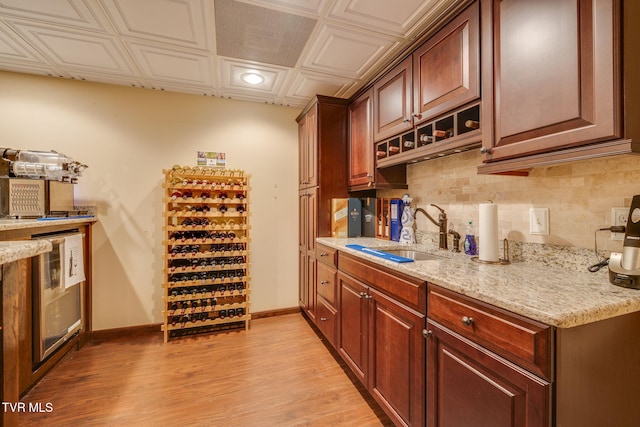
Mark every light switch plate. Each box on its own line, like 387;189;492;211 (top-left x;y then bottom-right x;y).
611;207;628;240
530;208;549;235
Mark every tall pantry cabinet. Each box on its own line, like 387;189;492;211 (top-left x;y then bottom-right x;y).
297;96;349;324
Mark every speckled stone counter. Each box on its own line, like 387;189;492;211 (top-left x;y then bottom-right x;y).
0;240;52;264
317;237;640;328
0;217;96;232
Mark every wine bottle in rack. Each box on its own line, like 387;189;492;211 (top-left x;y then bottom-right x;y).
465;120;480;129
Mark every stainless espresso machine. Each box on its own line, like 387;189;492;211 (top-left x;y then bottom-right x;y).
0;148;88;217
609;195;640;289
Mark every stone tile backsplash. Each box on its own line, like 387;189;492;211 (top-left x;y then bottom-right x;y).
378;150;640;271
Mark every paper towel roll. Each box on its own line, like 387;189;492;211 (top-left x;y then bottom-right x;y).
479;203;499;262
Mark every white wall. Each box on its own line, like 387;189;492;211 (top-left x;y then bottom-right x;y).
0;71;300;330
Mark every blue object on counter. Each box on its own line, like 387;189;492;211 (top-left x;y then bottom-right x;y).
36;215;95;221
345;244;414;263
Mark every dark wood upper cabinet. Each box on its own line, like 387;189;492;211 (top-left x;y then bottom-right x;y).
298;102;317;189
373;56;413;142
479;0;640;172
348;88;375;189
413;1;480;125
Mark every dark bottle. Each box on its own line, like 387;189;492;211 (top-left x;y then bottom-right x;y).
181;315;190;327
219;205;228;213
227;308;236;317
218;310;227;319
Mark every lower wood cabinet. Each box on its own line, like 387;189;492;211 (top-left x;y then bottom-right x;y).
426;320;550;427
426;283;551;426
316;247;338;347
309;250;640;426
337;254;426;427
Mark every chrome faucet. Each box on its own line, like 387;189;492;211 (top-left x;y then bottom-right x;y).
414;204;448;250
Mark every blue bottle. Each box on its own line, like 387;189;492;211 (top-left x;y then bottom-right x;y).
464;221;477;255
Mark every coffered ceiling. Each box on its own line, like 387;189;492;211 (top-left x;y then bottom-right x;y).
0;0;460;108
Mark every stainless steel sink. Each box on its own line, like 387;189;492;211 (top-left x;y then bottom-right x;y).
380;249;443;261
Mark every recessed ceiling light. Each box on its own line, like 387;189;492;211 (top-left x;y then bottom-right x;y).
241;72;265;85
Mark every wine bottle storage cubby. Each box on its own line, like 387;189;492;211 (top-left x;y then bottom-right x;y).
162;165;251;342
375;198;391;240
376;102;481;168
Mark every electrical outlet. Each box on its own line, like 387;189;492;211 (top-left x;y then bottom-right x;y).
611;207;628;240
530;208;549;235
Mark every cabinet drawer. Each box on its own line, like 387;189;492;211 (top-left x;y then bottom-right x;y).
316;297;337;347
339;252;426;314
317;244;338;268
428;284;552;380
317;262;336;305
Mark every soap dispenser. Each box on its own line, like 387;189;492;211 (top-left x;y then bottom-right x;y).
464;221;477;255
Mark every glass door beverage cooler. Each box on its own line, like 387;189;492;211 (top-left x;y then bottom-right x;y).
32;231;84;366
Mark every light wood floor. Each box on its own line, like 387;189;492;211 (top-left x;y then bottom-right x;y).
18;313;392;426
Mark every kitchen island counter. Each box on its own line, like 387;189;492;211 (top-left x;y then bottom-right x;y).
0;216;96;232
0;239;52;264
317;237;640;328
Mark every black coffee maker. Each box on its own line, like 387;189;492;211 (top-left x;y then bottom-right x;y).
609;195;640;289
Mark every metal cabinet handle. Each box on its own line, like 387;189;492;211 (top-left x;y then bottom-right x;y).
412;112;422;119
359;292;367;298
462;316;474;326
319;253;328;257
320;317;328;321
320;280;328;285
479;147;492;154
422;329;432;338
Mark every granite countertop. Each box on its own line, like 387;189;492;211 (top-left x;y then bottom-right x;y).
0;240;52;264
0;217;96;232
317;237;640;328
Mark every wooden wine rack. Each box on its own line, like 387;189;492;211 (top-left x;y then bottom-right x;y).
161;165;251;342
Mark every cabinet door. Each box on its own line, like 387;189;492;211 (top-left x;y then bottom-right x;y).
338;272;368;383
426;320;551;427
369;288;425;427
481;0;619;162
298;191;308;250
306;253;316;322
413;1;479;124
298;249;308;310
306;188;317;254
373;56;413;142
348;89;374;188
298;103;318;188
